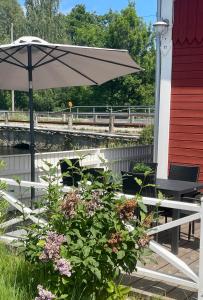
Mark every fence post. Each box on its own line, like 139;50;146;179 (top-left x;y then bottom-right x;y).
128;107;131;122
68;113;73;130
109;114;115;133
62;113;66;123
198;197;203;299
34;113;38;127
5;112;8;125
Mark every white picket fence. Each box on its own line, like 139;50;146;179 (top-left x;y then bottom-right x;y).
0;178;202;299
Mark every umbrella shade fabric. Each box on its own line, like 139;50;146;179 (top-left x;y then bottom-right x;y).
0;36;142;91
0;36;142;201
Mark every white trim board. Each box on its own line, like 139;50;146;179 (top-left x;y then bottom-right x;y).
157;0;174;179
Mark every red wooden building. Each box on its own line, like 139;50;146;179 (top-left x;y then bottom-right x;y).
157;0;203;181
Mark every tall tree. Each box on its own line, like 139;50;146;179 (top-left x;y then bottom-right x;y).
0;0;25;44
65;4;106;47
102;1;155;105
25;0;66;43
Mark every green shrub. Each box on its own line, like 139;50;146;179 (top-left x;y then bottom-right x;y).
133;163;153;174
138;125;154;145
24;161;153;300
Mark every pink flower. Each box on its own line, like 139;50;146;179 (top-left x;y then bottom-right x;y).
55;258;72;277
39;231;66;262
35;285;56;300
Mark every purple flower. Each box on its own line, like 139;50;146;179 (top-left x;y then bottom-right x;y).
55;258;72;277
39;231;66;262
61;191;81;218
86;190;102;217
35;285;56;300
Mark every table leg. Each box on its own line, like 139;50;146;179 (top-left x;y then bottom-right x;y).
171;200;180;255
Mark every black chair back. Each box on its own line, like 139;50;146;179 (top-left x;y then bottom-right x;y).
60;158;81;187
122;171;156;197
168;164;200;182
83;167;104;183
129;161;158;175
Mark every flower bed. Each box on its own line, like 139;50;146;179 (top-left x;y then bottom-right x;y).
0;160;158;300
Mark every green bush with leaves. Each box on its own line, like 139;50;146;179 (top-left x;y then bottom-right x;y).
137;125;154;145
24;161;153;300
133;163;153;174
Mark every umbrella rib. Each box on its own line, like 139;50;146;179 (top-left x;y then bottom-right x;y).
0;46;27;68
39;44;141;71
0;57;25;69
33;46;70;68
33;46;58;68
35;46;99;85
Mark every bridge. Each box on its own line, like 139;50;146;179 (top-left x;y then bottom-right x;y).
0;124;140;152
0;105;154;129
0;106;153;150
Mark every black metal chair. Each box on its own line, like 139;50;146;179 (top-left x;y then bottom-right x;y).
83;167;105;183
60;158;82;187
121;171;156;198
167;164;200;240
168;164;199;182
121;171;158;240
60;159;105;187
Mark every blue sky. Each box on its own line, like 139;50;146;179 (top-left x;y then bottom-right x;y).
18;0;157;23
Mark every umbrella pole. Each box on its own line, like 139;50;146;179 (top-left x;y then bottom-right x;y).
28;45;35;206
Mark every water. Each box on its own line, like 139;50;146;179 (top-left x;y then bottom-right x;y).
0;146;29;156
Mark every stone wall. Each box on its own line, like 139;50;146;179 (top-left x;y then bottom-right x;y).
0;127;138;151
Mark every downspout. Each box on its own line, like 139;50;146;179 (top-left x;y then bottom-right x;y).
153;0;162;162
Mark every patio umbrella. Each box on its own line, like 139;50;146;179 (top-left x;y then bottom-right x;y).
0;36;142;199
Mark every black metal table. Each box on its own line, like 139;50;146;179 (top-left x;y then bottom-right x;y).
156;178;203;254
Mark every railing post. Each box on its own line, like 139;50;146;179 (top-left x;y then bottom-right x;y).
109;114;115;133
76;108;79;119
34;113;38;127
62;113;66;123
68;113;73;130
5;112;8;125
128;107;131;122
198;197;203;299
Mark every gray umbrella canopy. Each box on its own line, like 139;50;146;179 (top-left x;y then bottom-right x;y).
0;36;142;199
0;36;141;91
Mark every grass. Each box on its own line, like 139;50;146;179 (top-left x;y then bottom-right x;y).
0;243;38;300
0;243;162;300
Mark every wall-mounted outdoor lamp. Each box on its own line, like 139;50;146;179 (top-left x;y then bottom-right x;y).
153;19;169;35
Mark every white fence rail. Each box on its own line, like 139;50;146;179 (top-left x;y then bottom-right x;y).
0;178;202;299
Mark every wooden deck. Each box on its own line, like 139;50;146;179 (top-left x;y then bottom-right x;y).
123;220;200;300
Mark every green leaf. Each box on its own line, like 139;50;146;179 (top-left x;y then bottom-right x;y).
82;246;90;258
62;277;69;284
118;285;131;294
89;266;101;280
70;256;81;264
138;201;148;213
36;239;46;247
140;210;146;221
107;281;115;293
59;294;69;299
117;250;125;260
135;177;142;186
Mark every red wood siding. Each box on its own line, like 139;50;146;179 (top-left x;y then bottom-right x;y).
169;0;203;181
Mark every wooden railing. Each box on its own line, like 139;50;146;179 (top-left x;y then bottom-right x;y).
0;106;154;127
